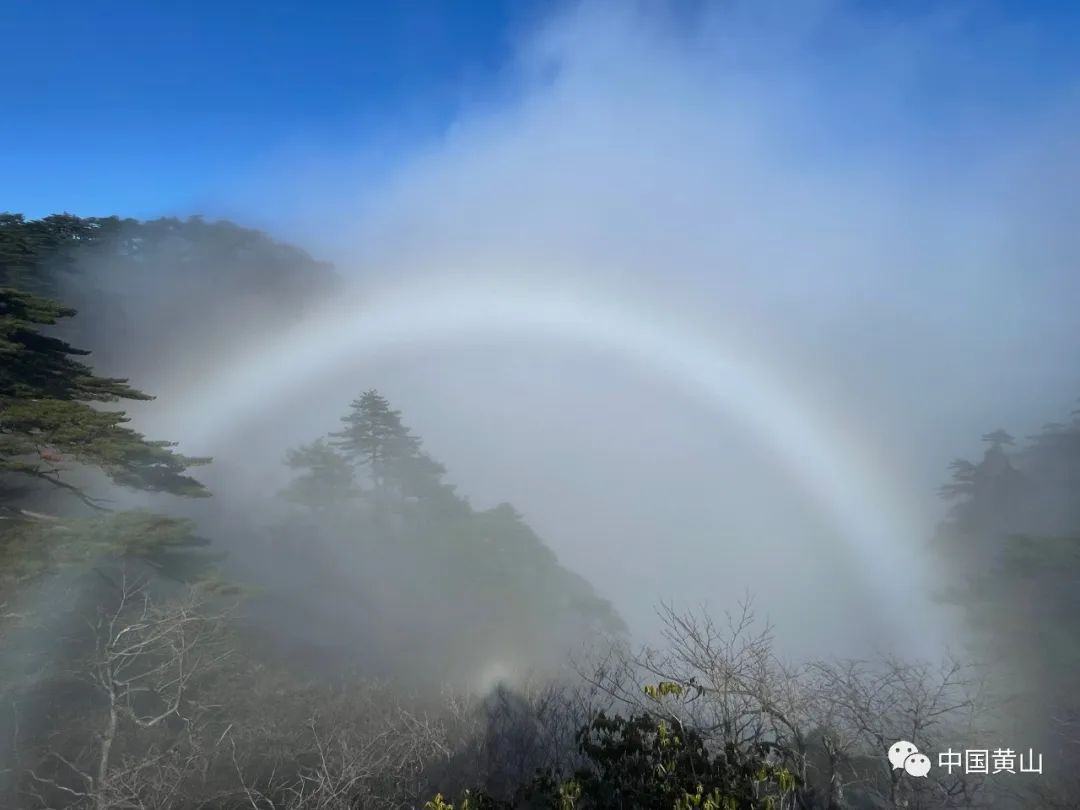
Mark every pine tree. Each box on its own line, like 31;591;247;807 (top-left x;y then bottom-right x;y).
392;450;452;503
280;439;357;511
328;391;462;506
1;288;210;505
938;427;1026;538
936;407;1080;771
981;428;1015;448
1;286;212;578
329;390;421;491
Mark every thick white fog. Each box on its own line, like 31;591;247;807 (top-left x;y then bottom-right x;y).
120;0;1080;658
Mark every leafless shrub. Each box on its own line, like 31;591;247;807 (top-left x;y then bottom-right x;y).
13;586;1013;810
219;678;457;809
20;568;233;810
576;597;994;810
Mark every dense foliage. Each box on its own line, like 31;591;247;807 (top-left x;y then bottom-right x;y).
429;708;795;810
1;288;210;499
936;408;1080;777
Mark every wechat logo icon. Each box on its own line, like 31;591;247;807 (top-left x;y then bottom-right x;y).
889;741;931;778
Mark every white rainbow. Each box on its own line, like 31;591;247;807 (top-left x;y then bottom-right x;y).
159;277;934;650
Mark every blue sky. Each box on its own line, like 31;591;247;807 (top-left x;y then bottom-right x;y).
4;0;1080;223
2;0;546;219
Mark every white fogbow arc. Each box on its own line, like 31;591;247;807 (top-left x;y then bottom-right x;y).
160;277;932;650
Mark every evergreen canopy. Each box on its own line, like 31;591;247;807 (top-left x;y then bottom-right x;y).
0;287;210;507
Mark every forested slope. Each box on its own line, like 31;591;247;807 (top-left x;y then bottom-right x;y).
2;213;1078;809
0;213;625;807
936;415;1080;776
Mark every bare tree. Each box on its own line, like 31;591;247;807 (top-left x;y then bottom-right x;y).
23;569;232;810
15;583;1001;810
576;597;992;810
810;654;991;809
220;676;461;809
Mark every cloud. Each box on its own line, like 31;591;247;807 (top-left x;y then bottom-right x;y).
203;0;1080;656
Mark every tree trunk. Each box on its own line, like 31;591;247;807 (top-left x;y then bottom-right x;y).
95;693;117;810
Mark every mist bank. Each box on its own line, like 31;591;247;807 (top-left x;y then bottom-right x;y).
4;208;1080;807
16;213;946;659
200;1;1080;652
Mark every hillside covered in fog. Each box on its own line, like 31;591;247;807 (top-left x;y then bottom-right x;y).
2;212;1080;809
0;213;624;682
